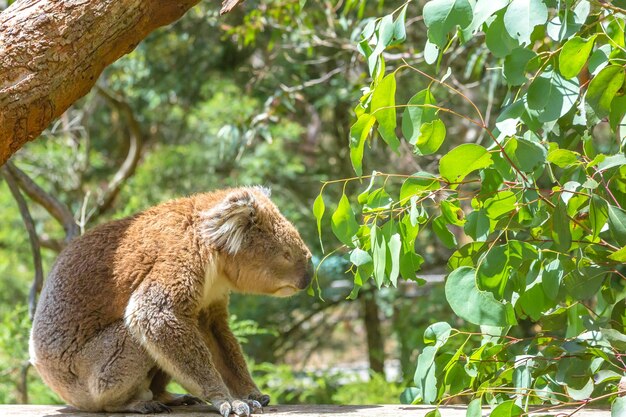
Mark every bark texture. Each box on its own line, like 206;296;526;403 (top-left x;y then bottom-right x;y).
0;0;240;165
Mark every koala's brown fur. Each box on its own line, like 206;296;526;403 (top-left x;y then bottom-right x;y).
29;187;312;416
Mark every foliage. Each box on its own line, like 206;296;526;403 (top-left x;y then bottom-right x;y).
315;0;626;412
250;363;403;405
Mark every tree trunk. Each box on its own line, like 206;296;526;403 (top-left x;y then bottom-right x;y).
0;0;241;165
361;290;385;374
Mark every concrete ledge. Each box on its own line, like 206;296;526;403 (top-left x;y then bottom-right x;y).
0;404;611;416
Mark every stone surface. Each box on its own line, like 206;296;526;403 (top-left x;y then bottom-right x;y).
0;404;611;416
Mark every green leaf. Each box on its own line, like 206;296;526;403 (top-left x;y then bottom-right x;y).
486;13;519;58
400;387;419;404
504;137;547;173
364;188;393;212
484;190;517;220
610;95;626;132
476;244;509;297
331;194;359;247
350;248;372;266
462;0;508;38
415;119;446;155
495;100;524;136
349;114;376;176
424;322;452;347
491;400;523;417
424;410;441;417
608;245;626;262
313;193;325;251
402;89;437;145
371;73;400;152
559;36;596;79
547;148;580;168
367;15;394;77
503;48;536;86
433;216;457;249
466;398;482;417
590;195;608;241
607;204;626;246
439;144;493;184
391;4;408;45
371;225;386;288
388;233;401;286
465;210;490;241
542;258;563;300
527;71;580;123
413;346;438;404
612;397;626;417
587;65;626;118
552;199;572;252
503;0;548;45
399;172;440;202
423;0;474;48
445;266;517;326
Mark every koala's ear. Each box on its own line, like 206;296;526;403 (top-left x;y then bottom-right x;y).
199;189;264;254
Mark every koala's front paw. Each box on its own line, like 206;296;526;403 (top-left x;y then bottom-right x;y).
217;399;250;417
248;392;270;407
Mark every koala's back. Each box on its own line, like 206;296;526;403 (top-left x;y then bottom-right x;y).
30;196;205;365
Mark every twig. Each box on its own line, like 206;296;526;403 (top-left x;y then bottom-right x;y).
5;161;79;242
88;86;145;221
1;166;44;320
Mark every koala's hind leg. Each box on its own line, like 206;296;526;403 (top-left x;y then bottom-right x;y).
76;320;170;413
150;368;205;406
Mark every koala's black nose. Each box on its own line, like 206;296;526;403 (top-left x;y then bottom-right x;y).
299;259;314;289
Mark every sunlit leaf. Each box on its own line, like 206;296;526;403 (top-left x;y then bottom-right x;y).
371;73;400;152
331;194;359;247
349;114;376;176
503;0;548;45
439;144;493;184
587;65;626;118
402;89;437;144
559;35;596;79
423;0;474;48
313;193;325;251
415;119;446;156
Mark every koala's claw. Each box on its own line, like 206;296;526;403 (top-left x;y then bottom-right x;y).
219;402;231;417
247;399;263;413
232;400;251;416
219;400;250;417
248;393;270;407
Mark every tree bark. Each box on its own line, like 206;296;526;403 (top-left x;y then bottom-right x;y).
361;291;385;374
0;0;241;165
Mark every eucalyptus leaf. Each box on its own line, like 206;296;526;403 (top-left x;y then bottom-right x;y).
331;194;359;247
503;0;548;45
439;144;493;184
445;266;517;326
371;73;400;151
423;0;474;48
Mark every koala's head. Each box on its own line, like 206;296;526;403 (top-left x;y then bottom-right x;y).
200;187;313;297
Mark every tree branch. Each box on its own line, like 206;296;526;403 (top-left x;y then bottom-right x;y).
5;161;79;242
0;0;245;164
1;165;43;319
87;86;145;221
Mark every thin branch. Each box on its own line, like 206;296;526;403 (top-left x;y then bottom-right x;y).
88;86;145;221
5;161;79;242
1;166;44;320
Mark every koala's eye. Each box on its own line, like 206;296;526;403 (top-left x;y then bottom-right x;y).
283;251;292;261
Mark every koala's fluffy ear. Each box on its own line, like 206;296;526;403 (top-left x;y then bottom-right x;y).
199;188;269;254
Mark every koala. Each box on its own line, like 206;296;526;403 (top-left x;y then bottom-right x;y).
29;187;313;416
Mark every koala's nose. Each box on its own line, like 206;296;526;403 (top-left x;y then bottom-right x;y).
299;258;314;289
